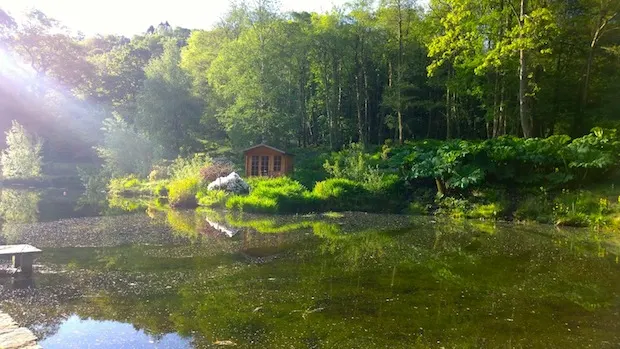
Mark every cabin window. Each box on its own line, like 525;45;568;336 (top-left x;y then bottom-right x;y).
274;156;282;172
251;156;259;176
261;156;269;176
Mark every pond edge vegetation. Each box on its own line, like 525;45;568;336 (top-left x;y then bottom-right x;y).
101;128;620;232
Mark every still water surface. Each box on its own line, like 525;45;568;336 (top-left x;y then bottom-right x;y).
0;188;619;348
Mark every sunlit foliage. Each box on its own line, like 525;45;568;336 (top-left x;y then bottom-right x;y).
1;121;43;179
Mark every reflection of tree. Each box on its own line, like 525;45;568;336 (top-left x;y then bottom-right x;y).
0;188;40;223
0;188;41;243
314;222;395;271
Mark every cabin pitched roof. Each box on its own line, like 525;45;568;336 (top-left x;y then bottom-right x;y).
242;144;293;155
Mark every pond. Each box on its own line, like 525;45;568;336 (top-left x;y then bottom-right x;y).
0;187;619;348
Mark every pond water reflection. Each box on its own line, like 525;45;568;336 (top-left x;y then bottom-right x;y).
39;315;191;349
0;190;619;348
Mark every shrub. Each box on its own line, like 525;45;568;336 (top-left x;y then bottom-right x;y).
391;128;620;195
168;177;201;208
313;178;369;211
168;154;211;180
249;177;318;213
291;147;330;188
515;196;552;223
207;172;250;194
323;143;377;182
108;175;146;196
222;177;319;213
149;166;169;181
435;197;468;219
552;190;610;228
409;202;429;215
197;189;228;208
200;162;235;184
226;195;279;213
466;188;510;219
153;183;169;197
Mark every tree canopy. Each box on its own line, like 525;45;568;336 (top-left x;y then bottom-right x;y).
0;0;618;161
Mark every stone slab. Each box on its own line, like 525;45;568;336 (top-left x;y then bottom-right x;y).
0;312;40;349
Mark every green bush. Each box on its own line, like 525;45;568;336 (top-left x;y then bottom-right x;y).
515;195;553;223
149;166;169;181
323;143;377;182
219;177;319;214
291;147;330;188
168;154;211;180
226;195;279;213
409;202;429;215
248;177;318;213
435;197;469;219
108;175;147;196
153;183;169;197
313;178;369;211
197;189;228;208
552;190;610;228
391;128;620;195
168;177;201;208
466;188;510;219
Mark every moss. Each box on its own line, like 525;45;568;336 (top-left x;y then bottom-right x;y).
322;212;345;218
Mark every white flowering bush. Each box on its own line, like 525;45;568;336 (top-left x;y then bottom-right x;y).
207;172;249;194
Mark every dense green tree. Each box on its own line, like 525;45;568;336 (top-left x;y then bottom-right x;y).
95;113;162;176
1;121;43;179
136;40;203;156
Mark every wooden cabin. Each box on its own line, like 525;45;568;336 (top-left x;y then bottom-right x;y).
243;144;294;177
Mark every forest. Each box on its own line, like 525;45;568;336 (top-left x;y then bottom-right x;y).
1;0;619;156
1;0;620;228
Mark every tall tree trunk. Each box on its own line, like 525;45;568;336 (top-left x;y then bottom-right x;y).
519;0;533;138
492;71;500;138
499;74;506;136
363;64;370;146
336;61;343;147
581;11;617;114
356;72;363;145
355;40;364;146
397;0;404;145
446;83;452;140
323;58;333;149
299;63;307;147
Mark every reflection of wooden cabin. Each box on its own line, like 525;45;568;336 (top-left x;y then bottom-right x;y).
243;144;294;177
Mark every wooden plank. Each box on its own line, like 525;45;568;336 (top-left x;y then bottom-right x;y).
0;245;41;256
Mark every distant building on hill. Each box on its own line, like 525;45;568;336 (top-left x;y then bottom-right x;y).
243;144;294;177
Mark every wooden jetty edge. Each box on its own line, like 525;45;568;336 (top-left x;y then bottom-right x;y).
0;312;41;349
0;245;42;275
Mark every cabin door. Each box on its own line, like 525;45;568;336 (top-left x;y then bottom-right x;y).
261;156;269;176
